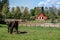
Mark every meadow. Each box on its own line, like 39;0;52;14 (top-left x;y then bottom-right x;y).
0;24;60;40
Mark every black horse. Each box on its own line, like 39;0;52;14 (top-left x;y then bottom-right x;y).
7;21;19;34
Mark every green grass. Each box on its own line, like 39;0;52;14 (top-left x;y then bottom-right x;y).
0;25;60;40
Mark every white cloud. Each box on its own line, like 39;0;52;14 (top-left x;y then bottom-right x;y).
38;2;46;6
47;0;50;2
37;0;51;7
57;2;60;4
37;0;60;7
38;2;45;5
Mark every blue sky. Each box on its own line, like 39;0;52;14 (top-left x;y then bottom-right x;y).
9;0;60;9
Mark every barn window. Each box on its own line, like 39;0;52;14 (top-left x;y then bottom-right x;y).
40;17;43;19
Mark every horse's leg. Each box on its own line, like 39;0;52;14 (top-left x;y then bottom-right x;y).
15;26;18;33
14;21;19;34
15;23;19;34
8;26;9;32
10;26;14;34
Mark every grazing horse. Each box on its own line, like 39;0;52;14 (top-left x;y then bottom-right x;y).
7;21;19;34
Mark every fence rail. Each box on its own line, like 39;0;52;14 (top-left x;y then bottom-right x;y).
19;22;60;27
5;19;60;27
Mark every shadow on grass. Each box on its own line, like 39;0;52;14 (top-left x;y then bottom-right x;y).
12;31;28;34
20;31;28;34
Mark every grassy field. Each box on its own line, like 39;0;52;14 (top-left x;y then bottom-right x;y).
0;24;60;40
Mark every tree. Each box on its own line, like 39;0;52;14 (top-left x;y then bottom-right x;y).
2;0;9;11
45;7;49;19
0;0;9;24
11;7;15;18
2;3;8;15
6;12;12;18
0;0;2;12
30;9;35;16
15;6;21;19
2;0;9;18
57;9;60;18
49;7;56;23
0;13;3;19
20;6;24;13
23;7;30;20
2;0;9;6
30;9;35;20
34;7;41;17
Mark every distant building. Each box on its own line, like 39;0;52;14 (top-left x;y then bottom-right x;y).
36;13;47;20
36;7;48;20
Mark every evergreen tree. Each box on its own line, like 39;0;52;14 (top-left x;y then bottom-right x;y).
30;9;35;16
49;7;56;23
45;7;49;19
34;7;41;17
2;3;8;15
57;9;60;18
23;7;29;20
11;7;15;18
2;0;9;6
2;0;9;17
0;0;2;12
15;6;21;19
30;9;35;20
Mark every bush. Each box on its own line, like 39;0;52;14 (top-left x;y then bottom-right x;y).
0;13;6;24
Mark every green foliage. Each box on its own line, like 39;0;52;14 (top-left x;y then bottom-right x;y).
1;0;9;19
2;0;9;6
30;7;41;20
0;0;2;12
0;13;5;24
34;7;41;17
0;0;60;20
22;7;30;20
11;7;15;18
2;3;8;15
48;7;57;23
0;12;6;24
45;7;49;18
14;6;21;19
0;13;3;19
10;6;22;19
30;9;35;16
6;12;12;18
57;9;60;18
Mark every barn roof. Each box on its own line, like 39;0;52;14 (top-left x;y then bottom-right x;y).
36;13;48;20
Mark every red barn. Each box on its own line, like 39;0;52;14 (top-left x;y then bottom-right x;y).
36;13;47;20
